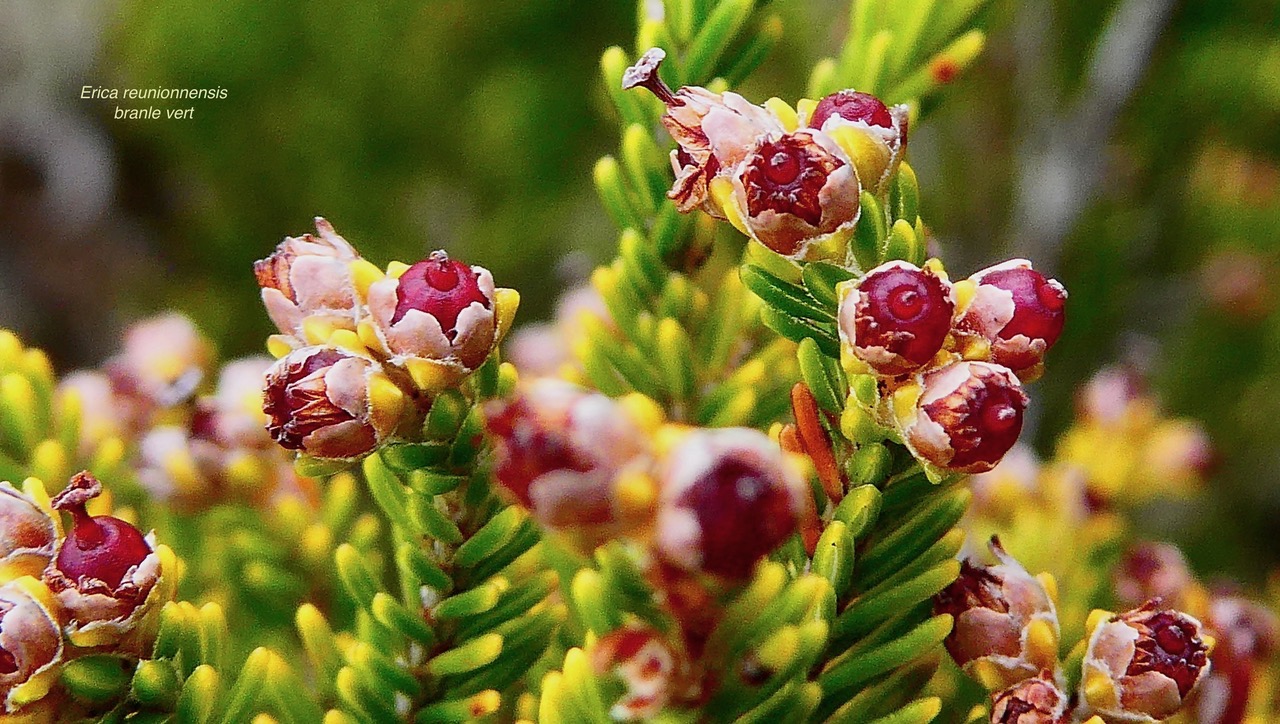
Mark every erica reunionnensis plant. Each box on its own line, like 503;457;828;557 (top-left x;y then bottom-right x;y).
0;1;1231;721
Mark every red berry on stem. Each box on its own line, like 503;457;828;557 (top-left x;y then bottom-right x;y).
51;472;151;589
842;261;954;375
393;251;491;339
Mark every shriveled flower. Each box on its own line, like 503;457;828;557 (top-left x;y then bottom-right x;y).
0;483;56;580
254;217;362;341
591;624;683;720
366;251;499;391
989;674;1070;724
654;428;806;580
1114;543;1196;610
838;261;954;375
725;129;861;259
955;260;1067;381
263;347;405;461
934;537;1060;691
483;380;653;544
0;577;63;713
1081;601;1210;722
622;47;780;216
804;89;909;194
43;472;169;648
901;361;1028;473
105;313;213;409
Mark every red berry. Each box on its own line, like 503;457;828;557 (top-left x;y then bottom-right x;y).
809;90;893;129
981;267;1066;347
910;362;1028;473
393;251;491;340
677;456;797;579
51;472;151;589
484;396;595;508
844;262;954;375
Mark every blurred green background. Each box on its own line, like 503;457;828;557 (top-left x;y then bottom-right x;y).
0;0;1277;579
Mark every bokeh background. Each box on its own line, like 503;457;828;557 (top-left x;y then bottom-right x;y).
1;0;1277;578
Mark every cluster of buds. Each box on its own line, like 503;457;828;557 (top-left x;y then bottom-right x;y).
624;48;908;261
58;314;215;453
936;539;1212;723
483;380;808;582
1060;366;1213;507
0;472;175;713
838;259;1067;474
254;219;519;461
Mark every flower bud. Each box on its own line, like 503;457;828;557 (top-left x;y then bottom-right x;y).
43;472;166;648
934;538;1059;690
105;314;213;409
367;251;498;389
654;428;805;580
254;218;362;339
989;674;1070;724
838;261;954;375
1114;543;1196;610
57;371;133;454
0;483;56;580
902;361;1028;473
623;48;781;216
956;260;1067;381
263;347;403;460
726;130;860;259
1076;366;1144;426
483;380;652;543
806;89;909;194
591;624;682;720
0;577;63;713
1081;602;1210;722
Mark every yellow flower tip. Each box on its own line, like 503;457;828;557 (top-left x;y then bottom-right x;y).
960;336;991;362
251;714;280;724
653;423;689;458
619;393;664;434
764;97;799;132
403;357;460;394
367;373;407;424
356;320;384;354
349;258;385;300
767;422;784;444
1080;718;1106;724
301;317;336;346
922;257;947;277
891;383;922;426
615;471;659;519
710;177;749;236
1036;572;1059;606
266;335;294;359
1083;669;1118;708
1085;609;1114;634
386;261;411;279
952;279;978;313
328;329;366;355
795;98;818;125
1201;633;1217;654
1024;618;1059;669
224;454;266;489
470;690;501;717
494;288;521;341
968;659;1004;691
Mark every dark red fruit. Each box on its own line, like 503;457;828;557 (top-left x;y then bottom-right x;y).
679;457;797;579
853;264;954;372
919;363;1027;471
741;134;843;226
809;90;893;129
51;472;151;589
981;267;1066;349
393;251;490;339
263;348;367;453
1129;611;1209;697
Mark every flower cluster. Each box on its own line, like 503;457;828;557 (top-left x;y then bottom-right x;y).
0;472;175;713
624;48;907;261
484;379;808;582
839;259;1067;474
254;219;519;461
935;538;1212;723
